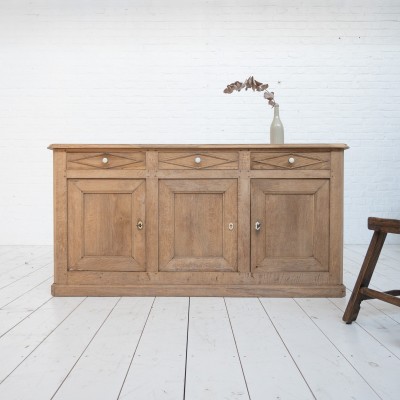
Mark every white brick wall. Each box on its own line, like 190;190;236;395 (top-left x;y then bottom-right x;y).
0;0;399;244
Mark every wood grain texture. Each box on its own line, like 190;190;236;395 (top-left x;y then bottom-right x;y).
237;157;251;273
145;151;159;272
251;179;329;274
159;151;238;169
53;150;68;285
49;143;349;150
66;270;333;286
51;283;346;297
67;152;145;170
67;179;145;272
251;152;330;170
329;150;345;284
49;144;347;297
368;217;400;234
158;179;237;272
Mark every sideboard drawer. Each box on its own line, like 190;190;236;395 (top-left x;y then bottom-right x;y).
251;152;331;170
67;152;146;170
158;151;239;170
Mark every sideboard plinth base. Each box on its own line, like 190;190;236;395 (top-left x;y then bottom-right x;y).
52;283;346;298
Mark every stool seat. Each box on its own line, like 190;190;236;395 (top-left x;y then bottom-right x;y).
343;217;400;324
368;217;400;234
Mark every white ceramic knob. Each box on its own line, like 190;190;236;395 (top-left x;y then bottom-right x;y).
102;157;109;164
288;157;295;164
194;156;201;164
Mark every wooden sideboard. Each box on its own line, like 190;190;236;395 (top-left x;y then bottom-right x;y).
49;144;348;297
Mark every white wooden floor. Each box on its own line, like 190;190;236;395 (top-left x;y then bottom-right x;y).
0;245;399;400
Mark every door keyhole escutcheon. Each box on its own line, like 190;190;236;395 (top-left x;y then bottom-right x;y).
136;220;144;230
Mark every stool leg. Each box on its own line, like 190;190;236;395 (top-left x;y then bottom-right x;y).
342;230;387;324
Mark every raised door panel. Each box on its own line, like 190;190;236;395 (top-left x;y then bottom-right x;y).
159;179;237;272
68;179;145;271
251;179;330;273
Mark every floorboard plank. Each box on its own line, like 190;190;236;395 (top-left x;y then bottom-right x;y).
297;297;400;400
119;297;188;400
260;298;380;400
185;297;249;400
0;297;119;400
0;252;53;288
225;297;314;400
0;278;53;337
330;293;400;358
0;297;84;383
382;246;400;261
0;245;398;400
0;246;52;277
345;246;400;278
0;265;52;307
0;245;49;264
53;297;154;400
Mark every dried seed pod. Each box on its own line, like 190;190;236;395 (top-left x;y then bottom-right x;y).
245;76;254;90
223;77;277;107
223;85;234;94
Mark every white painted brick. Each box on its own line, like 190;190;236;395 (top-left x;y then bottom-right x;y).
0;0;399;244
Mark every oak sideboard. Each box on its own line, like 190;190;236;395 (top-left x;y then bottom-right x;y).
49;144;348;297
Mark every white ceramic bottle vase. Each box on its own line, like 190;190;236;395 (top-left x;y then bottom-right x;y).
270;104;284;144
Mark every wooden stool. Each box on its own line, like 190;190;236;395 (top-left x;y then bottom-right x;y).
343;217;400;324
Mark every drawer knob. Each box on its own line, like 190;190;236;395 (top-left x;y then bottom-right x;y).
255;221;261;231
288;157;295;164
102;157;109;164
194;156;202;164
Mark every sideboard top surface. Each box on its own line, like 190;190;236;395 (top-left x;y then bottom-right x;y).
48;143;349;150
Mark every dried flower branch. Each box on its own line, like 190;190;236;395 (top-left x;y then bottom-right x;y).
223;76;277;107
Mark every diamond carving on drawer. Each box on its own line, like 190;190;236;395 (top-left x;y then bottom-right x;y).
252;153;329;170
159;152;238;169
69;152;145;169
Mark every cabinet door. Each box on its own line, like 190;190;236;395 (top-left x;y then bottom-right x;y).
251;179;329;273
159;179;237;272
68;179;145;271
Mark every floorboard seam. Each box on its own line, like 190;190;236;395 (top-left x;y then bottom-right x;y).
182;297;190;400
50;297;121;399
0;297;87;385
0;296;53;339
258;298;317;400
224;297;252;400
294;299;383;400
117;296;156;400
328;298;400;361
0;277;53;309
0;263;52;291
